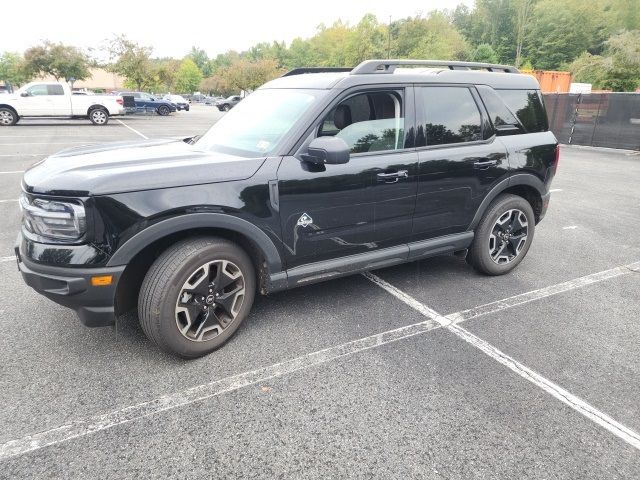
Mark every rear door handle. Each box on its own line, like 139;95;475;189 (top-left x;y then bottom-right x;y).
377;170;408;183
473;159;498;170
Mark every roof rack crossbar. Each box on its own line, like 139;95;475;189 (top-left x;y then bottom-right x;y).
351;59;519;75
282;67;352;77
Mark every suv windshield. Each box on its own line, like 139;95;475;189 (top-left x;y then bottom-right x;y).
196;89;324;157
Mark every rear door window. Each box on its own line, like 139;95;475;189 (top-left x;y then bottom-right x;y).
476;85;522;133
495;89;548;133
417;86;482;146
47;85;65;95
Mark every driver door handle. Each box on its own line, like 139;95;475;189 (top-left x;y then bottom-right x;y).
377;170;408;183
473;159;498;170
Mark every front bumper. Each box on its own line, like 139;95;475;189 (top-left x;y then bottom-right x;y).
15;246;125;327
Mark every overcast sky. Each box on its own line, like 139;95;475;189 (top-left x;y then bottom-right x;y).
6;0;473;59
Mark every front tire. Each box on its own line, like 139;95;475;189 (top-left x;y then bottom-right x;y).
222;104;231;112
0;107;19;126
89;108;109;125
157;105;170;116
138;237;256;358
467;194;535;275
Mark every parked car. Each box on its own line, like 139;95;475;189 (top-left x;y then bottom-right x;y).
215;95;243;111
190;94;208;103
0;81;124;125
116;91;177;116
204;96;223;105
16;59;558;358
163;94;190;111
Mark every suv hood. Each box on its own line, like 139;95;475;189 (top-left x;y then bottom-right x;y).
22;139;266;196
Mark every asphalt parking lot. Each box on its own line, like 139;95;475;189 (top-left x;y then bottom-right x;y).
0;106;639;479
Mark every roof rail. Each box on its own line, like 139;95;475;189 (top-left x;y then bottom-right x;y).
282;67;352;77
351;59;520;75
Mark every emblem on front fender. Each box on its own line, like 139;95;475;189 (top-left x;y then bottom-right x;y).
296;213;313;228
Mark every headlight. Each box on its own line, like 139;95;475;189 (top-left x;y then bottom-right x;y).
19;194;86;243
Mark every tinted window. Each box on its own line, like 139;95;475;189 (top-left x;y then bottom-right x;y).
47;85;64;95
419;87;482;146
476;85;522;132
319;91;405;153
496;89;548;133
26;85;49;96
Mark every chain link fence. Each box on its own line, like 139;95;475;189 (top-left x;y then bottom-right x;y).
543;93;640;151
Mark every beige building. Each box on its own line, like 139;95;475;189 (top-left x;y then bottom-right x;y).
38;68;126;91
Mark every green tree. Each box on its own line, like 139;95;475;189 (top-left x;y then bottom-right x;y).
568;52;610;86
107;35;155;91
526;0;610;69
23;41;91;81
0;52;31;87
187;47;213;76
216;58;282;93
471;44;499;63
174;58;203;94
453;0;518;63
344;14;388;65
569;31;640;91
394;12;470;61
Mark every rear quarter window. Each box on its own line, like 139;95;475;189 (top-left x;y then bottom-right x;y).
495;89;549;133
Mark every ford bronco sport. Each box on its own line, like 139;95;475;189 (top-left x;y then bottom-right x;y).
16;60;559;358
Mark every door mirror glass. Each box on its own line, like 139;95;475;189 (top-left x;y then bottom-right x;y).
303;137;350;165
20;91;30;97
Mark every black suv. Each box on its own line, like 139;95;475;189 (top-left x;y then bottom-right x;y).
16;60;558;358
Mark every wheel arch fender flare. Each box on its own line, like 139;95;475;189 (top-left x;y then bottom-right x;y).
87;104;108;115
0;104;19;115
106;213;283;273
468;174;546;231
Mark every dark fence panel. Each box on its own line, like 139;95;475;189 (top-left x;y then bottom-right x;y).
543;93;640;151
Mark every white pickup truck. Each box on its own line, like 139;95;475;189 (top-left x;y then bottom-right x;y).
0;81;125;126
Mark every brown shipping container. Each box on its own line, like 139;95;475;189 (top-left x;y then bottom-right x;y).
522;70;572;93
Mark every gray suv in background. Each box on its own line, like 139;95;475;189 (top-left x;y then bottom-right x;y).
215;95;243;111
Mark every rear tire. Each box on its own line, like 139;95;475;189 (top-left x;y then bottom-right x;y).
89;108;109;125
138;237;256;358
467;194;535;276
0;107;19;126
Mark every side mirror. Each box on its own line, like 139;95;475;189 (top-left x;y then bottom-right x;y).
20;91;30;97
302;136;350;165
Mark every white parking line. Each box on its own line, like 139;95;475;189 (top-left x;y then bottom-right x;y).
0;256;15;263
364;272;640;452
0;170;25;174
116;119;148;139
447;262;636;323
0;143;89;146
0;260;638;460
550;188;563;192
0;135;121;138
0;316;443;460
0;199;18;203
0;154;47;157
563;225;578;230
